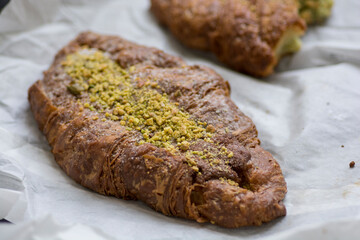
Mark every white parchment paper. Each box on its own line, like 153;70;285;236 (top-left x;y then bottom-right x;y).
0;0;360;239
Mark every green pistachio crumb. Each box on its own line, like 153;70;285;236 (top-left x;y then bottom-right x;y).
62;48;236;176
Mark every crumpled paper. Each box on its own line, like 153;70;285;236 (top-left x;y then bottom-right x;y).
0;0;360;239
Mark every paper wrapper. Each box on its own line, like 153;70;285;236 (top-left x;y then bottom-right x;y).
0;0;360;239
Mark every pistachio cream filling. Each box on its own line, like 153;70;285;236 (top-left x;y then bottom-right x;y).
62;48;235;180
275;29;302;58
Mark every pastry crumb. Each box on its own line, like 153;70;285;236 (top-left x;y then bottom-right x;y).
349;161;355;168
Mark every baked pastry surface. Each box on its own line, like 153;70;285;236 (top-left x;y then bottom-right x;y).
28;32;287;228
151;0;306;77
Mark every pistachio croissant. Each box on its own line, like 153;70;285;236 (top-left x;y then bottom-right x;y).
150;0;306;77
28;32;287;228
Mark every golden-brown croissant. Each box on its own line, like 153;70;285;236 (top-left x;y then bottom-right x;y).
151;0;306;77
28;32;287;228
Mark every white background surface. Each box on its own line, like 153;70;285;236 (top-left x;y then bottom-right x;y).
0;0;360;239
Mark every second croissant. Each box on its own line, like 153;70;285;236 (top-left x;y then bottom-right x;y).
151;0;307;77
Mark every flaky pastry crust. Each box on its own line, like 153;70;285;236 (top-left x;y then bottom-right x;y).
151;0;306;77
28;32;287;228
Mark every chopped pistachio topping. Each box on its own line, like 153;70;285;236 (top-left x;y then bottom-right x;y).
62;48;234;177
62;49;212;149
219;177;239;187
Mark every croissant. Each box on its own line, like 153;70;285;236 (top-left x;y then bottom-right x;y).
28;32;287;228
151;0;306;77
